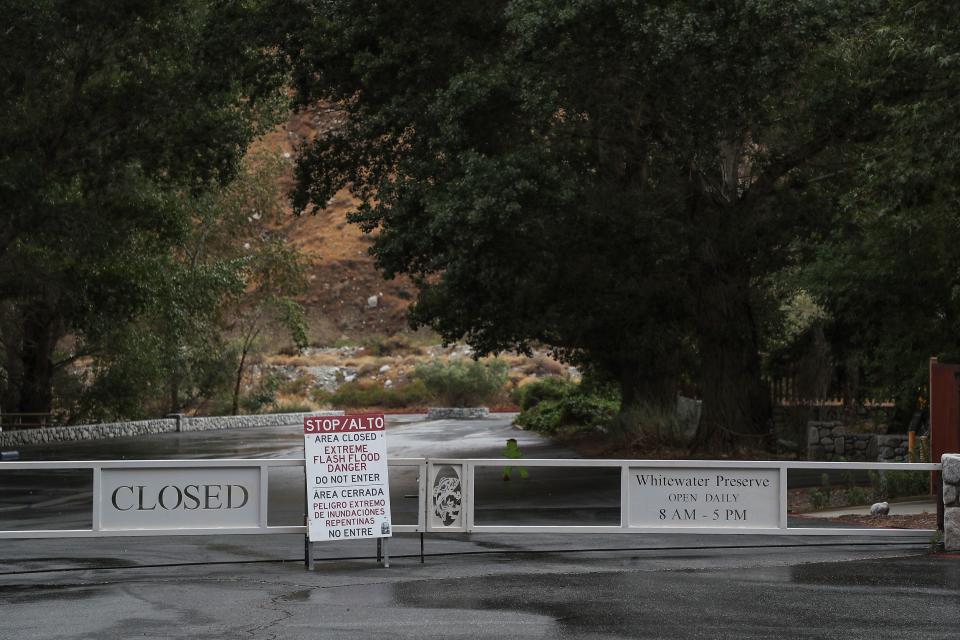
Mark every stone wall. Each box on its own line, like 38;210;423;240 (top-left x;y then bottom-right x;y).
426;407;490;420
806;421;910;462
0;411;343;448
774;404;894;452
943;454;960;551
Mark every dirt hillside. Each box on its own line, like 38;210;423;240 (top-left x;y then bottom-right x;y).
254;107;418;346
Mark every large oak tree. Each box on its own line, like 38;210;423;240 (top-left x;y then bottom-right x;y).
0;0;286;414
279;0;899;448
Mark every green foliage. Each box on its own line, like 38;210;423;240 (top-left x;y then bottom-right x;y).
868;469;930;500
279;375;314;397
516;386;619;435
800;2;960;412
327;380;431;409
239;372;282;414
517;377;577;411
620;403;690;446
278;0;904;449
271;401;315;414
845;487;869;506
0;0;286;418
819;473;833;501
808;489;830;511
360;334;411;357
413;359;509;407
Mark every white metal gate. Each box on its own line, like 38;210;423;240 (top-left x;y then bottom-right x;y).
0;458;940;539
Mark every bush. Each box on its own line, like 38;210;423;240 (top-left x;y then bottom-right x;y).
279;374;313;396
809;489;830;510
413;359;509;406
869;469;930;500
240;372;281;413
272;401;315;413
845;487;869;505
516;390;618;434
328;380;431;408
517;377;577;411
615;403;685;445
361;334;410;357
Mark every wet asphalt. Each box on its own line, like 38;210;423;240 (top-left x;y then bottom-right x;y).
0;415;955;638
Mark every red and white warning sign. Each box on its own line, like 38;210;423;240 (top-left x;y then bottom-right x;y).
304;413;392;542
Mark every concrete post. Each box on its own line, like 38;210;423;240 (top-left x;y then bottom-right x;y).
942;454;960;551
166;413;185;433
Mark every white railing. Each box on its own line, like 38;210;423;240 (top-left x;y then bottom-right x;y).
0;458;941;539
424;459;941;537
0;458;426;539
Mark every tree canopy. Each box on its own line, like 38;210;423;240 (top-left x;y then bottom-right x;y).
802;1;960;419
0;0;287;415
279;0;908;447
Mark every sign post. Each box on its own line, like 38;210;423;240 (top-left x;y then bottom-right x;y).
303;413;393;568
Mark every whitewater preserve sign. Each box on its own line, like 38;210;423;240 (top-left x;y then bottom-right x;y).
628;466;781;529
304;413;392;542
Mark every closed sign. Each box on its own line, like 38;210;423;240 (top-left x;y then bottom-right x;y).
100;467;261;530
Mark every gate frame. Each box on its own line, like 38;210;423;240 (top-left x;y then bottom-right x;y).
0;458;940;540
424;458;940;537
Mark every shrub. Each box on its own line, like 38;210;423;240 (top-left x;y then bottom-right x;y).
809;489;830;510
616;403;685;445
279;374;313;396
413;359;509;406
869;469;930;500
845;487;869;505
884;470;930;498
329;380;431;408
819;473;832;501
516;391;618;434
240;372;281;413
361;334;409;357
517;377;576;411
272;401;315;413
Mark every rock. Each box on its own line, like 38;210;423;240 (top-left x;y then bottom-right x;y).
854;440;867;450
945;508;960;552
378;364;391;374
942;454;960;485
870;502;889;516
384;379;393;388
426;407;490;420
944;483;958;507
367;295;379;308
820;437;833;447
834;437;845;455
344;374;357;383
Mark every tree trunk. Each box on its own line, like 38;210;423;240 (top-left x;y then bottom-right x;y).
609;353;679;437
231;348;248;416
17;303;60;414
168;373;181;415
691;267;771;453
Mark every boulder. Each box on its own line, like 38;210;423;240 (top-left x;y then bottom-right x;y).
944;483;958;507
945;508;960;552
942;454;960;485
869;502;889;516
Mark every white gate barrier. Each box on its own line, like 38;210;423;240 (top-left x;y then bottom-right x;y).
0;458;940;540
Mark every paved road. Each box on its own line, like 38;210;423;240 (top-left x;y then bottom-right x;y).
0;532;953;639
1;415;953;638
